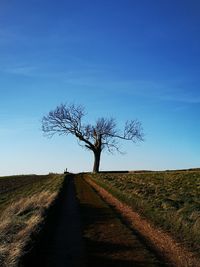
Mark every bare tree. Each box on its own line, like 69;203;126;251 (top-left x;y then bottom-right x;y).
42;103;144;172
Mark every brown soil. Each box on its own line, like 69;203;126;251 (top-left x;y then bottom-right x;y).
86;176;200;267
75;175;169;267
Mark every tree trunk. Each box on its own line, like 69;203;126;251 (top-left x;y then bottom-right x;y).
93;150;101;173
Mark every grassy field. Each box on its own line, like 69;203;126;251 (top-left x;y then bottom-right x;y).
87;170;200;256
0;173;65;267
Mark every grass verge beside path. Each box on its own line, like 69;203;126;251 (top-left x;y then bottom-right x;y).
86;171;200;267
0;173;65;267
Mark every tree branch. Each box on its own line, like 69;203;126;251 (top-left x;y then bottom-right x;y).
42;104;144;156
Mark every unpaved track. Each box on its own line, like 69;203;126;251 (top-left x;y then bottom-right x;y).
75;176;169;267
23;175;169;267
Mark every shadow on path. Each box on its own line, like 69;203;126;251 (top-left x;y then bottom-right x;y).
76;176;168;267
22;175;85;267
22;175;169;267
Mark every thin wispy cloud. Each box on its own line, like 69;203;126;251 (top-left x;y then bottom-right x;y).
3;63;196;105
63;73;200;104
159;92;200;104
0;27;29;45
0;117;39;137
3;65;37;76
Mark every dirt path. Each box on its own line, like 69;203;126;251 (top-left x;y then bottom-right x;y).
75;175;169;267
23;175;170;267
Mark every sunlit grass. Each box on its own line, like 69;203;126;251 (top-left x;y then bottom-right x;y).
88;170;200;255
0;174;65;267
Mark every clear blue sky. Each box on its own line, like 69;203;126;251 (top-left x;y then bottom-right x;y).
0;0;200;175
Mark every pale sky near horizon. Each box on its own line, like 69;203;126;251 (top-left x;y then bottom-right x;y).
0;0;200;175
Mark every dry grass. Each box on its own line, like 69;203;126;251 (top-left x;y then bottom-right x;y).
0;174;63;213
0;175;64;267
0;191;57;267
